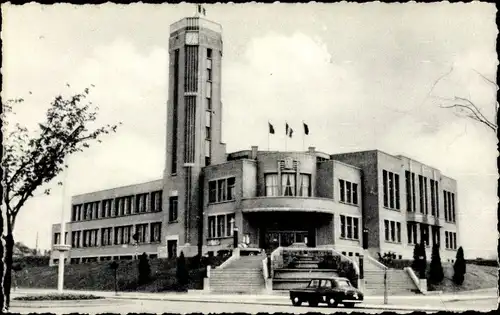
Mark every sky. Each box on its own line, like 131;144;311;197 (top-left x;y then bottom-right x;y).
2;3;498;259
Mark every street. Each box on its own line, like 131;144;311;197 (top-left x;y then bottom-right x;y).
9;294;497;314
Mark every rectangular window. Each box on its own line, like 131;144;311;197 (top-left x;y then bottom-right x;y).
135;224;148;244
407;222;417;244
411;173;416;212
206;98;212;110
169;196;178;222
208;216;216;238
150;222;162;243
444;191;448;221
352;183;358;205
205;139;211;166
389;172;394;209
383;170;400;210
136;194;148;213
207;48;212;59
396;222;401;243
71;205;77;221
451;193;455;222
346;181;352;203
383;170;388;207
353;217;359;240
339;179;345;202
282;173;296;196
340;215;346;238
206;68;212;81
217;179;227;201
340;215;359;240
390;221;396;241
124;196;131;215
208;181;217;203
424;178;428;214
420;224;430;246
419;175;424;213
395;173;400;210
445;231;449;249
265;174;279;196
227;177;235;200
435;181;440;217
406;171;411;211
346;216;353;238
299;174;311;197
430;180;436;216
208;213;234;238
54;233;60;245
208;178;236;203
217;215;225;238
151;191;162;212
384;220;389;241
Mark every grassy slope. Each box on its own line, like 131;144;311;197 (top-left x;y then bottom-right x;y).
13;258;205;292
430;263;498;293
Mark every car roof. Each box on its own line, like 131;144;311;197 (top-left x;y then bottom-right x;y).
310;277;349;281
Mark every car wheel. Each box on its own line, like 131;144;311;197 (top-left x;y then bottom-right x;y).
291;296;302;306
308;300;318;307
344;302;355;308
326;297;339;307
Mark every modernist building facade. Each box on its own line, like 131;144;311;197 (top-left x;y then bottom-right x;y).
50;15;459;265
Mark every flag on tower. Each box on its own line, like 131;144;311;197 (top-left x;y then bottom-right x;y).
285;122;289;135
289;127;294;138
197;4;207;16
303;122;309;135
268;122;275;134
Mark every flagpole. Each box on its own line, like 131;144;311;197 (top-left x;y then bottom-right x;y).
268;122;270;151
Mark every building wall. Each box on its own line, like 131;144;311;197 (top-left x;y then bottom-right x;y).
331;150;380;255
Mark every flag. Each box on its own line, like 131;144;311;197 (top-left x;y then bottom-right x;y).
303;122;309;135
285;122;289;135
289;128;294;138
268;122;275;134
197;4;206;16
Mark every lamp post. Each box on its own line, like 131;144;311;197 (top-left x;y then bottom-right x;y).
55;155;71;293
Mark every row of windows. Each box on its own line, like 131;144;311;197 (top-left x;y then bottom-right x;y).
204;48;213;166
340;215;359;240
65;222;162;248
384;220;402;243
71;191;162;222
407;222;440;246
208;177;236;203
383;170;401;210
265;174;311;197
208;213;235;239
443;190;456;222
445;231;457;250
67;254;160;265
339;179;358;205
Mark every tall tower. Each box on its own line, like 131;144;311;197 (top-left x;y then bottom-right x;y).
164;15;226;256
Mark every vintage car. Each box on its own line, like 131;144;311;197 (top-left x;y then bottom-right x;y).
289;277;364;308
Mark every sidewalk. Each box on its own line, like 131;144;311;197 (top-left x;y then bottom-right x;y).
11;287;497;311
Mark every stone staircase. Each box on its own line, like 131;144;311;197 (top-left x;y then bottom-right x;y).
209;254;266;294
362;253;420;296
273;254;338;290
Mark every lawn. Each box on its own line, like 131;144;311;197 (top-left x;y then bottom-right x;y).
429;263;498;293
12;257;221;292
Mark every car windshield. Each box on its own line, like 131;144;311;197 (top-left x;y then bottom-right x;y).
308;279;320;288
335;280;351;288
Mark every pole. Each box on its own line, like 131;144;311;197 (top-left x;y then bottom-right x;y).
383;268;388;304
57;155;69;293
35;231;39;256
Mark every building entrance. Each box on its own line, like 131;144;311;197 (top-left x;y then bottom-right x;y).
262;229;315;253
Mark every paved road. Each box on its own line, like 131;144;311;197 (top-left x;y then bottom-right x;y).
9;296;497;314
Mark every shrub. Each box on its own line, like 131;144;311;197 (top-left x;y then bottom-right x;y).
417;241;427;279
411;243;420;271
453;247;466;285
138;252;151;285
14;294;103;301
176;251;189;291
337;260;358;288
428;244;444;284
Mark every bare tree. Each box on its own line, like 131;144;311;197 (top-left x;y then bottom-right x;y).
1;86;121;311
428;66;498;132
